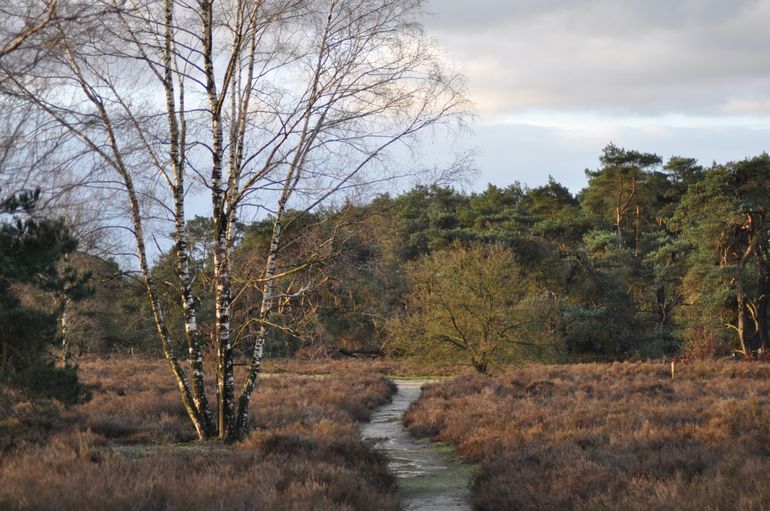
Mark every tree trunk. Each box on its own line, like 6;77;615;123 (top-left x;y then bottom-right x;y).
472;357;488;374
656;285;667;328
758;297;768;351
635;204;641;257
233;3;336;439
737;293;751;355
58;297;71;366
200;0;236;441
752;238;769;350
234;195;285;440
164;0;215;438
174;196;216;437
130;184;208;440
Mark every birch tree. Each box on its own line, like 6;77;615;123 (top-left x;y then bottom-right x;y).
2;0;466;440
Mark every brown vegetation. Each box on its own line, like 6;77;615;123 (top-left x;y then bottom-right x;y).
404;360;770;510
0;357;400;510
262;356;464;378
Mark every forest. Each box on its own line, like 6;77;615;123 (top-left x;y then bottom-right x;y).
10;144;766;373
3;1;770;510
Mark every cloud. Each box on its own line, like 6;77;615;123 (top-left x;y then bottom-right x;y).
424;0;770;117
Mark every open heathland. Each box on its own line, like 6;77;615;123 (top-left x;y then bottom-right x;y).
404;360;770;511
0;358;399;511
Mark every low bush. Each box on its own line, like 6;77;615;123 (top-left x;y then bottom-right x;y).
17;362;82;405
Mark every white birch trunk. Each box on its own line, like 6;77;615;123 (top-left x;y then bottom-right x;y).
59;297;71;366
164;0;215;437
200;0;237;439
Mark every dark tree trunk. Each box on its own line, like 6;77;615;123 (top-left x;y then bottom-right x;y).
737;294;751;355
656;285;667;328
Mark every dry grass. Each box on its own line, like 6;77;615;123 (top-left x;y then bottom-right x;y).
262;356;465;378
0;357;400;511
0;387;72;453
404;360;770;511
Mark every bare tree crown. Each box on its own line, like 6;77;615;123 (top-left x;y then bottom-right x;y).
0;0;468;440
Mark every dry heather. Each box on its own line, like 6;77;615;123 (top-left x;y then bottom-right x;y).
0;357;399;511
263;356;464;377
404;360;770;511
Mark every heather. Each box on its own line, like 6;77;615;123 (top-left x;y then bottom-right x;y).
404;360;770;510
0;358;399;511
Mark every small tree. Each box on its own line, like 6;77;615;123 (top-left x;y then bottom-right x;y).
386;243;563;373
0;189;86;402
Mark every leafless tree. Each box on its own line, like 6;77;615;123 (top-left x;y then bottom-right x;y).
0;0;59;59
3;0;468;440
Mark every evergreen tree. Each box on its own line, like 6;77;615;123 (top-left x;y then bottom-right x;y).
0;189;87;403
674;155;770;355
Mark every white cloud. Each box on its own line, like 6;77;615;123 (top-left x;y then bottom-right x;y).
414;1;770;193
424;0;770;118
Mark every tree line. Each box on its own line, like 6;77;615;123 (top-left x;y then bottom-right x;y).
30;144;770;375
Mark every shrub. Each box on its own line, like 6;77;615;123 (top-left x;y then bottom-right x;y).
18;362;81;405
681;324;732;359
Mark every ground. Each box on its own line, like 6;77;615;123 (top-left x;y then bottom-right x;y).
5;357;769;510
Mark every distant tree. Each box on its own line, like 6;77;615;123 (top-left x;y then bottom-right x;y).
386;243;563;373
463;183;525;234
53;253;132;356
563;230;646;358
47;257;93;365
661;156;704;218
581;144;663;253
521;177;578;222
518;178;590;245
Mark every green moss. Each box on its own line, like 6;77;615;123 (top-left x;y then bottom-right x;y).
398;458;476;498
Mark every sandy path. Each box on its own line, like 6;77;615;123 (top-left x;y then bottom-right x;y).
360;380;472;511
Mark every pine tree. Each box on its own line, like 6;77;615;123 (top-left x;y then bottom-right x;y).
0;189;88;403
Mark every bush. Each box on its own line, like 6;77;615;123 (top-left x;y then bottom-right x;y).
386;243;564;373
681;325;732;359
18;362;82;405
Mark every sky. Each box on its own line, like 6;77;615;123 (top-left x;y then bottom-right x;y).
418;0;770;192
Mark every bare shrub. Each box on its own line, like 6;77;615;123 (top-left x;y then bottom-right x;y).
681;325;733;359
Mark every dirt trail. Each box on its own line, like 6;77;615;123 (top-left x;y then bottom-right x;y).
360;380;472;511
